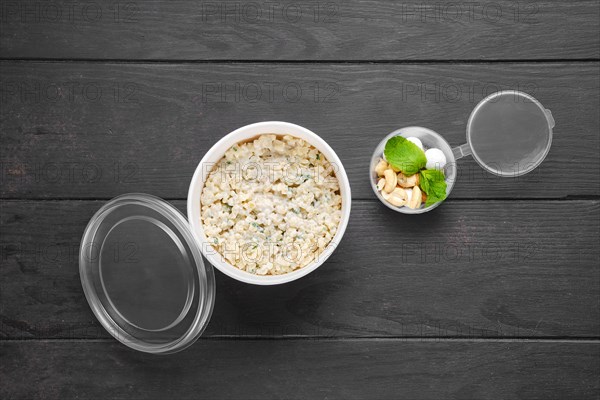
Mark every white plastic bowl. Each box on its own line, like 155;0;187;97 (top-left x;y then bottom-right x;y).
187;121;352;285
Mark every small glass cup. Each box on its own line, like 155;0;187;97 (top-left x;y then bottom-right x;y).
370;127;457;214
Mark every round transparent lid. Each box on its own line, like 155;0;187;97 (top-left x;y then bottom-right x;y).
79;194;215;354
464;90;555;177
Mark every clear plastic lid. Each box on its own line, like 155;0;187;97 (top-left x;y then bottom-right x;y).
453;90;555;177
79;194;215;354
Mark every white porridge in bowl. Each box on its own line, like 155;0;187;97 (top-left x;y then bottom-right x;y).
200;134;342;275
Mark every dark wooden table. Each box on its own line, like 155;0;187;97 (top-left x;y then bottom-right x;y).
1;1;599;398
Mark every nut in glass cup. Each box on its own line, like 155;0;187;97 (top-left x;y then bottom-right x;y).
370;90;555;214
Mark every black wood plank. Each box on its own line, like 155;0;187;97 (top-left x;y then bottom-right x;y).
1;0;598;60
1;340;598;399
1;62;598;199
1;199;598;339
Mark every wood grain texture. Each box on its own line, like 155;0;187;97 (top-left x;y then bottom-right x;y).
1;0;598;60
1;62;598;199
1;1;598;398
1;199;598;339
1;340;598;399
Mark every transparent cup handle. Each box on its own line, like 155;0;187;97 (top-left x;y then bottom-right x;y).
452;143;472;160
545;109;555;129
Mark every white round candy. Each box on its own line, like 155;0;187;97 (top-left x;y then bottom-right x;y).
406;137;424;151
425;148;447;170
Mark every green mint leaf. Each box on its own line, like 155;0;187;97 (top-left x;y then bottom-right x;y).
419;169;447;206
383;136;426;175
424;191;444;207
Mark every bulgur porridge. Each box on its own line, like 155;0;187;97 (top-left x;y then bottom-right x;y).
200;134;342;275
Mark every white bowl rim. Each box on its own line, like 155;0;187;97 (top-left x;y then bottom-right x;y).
187;121;351;285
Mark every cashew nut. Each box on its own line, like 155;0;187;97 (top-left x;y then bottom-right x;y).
383;169;397;192
375;159;388;177
376;178;386;191
407;185;423;209
387;187;408;207
397;172;419;188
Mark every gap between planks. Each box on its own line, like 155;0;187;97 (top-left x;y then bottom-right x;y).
0;58;599;65
1;197;598;202
1;337;599;343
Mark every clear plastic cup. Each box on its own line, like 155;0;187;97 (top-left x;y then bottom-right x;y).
370;127;457;214
370;90;555;213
